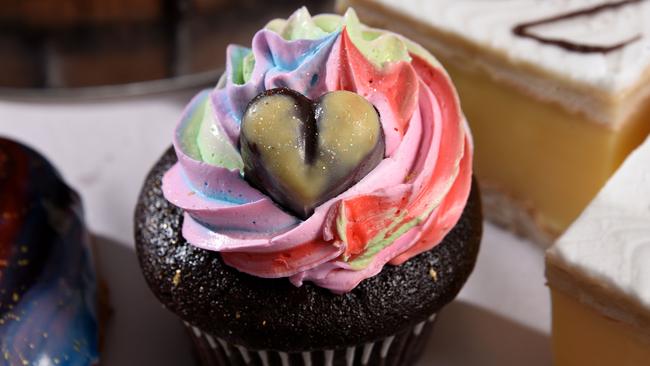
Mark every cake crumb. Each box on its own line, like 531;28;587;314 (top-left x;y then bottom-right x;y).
235;311;241;319
172;269;181;287
429;268;438;281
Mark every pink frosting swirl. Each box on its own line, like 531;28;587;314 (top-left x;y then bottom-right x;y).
162;20;473;293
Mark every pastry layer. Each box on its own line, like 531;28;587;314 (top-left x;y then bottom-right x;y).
550;289;650;366
480;183;555;246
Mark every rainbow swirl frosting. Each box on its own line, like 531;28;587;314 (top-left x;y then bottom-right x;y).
162;8;473;294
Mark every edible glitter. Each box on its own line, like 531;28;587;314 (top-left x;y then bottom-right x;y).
172;269;182;287
429;268;438;281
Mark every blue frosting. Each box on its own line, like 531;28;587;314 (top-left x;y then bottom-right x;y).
0;139;99;366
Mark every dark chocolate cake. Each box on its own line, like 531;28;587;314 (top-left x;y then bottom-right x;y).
135;148;482;359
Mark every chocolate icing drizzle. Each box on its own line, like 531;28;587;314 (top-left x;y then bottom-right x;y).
513;0;645;53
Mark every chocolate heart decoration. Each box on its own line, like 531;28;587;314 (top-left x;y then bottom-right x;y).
240;88;385;219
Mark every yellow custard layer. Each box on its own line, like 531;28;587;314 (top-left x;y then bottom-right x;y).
446;62;650;237
551;289;650;366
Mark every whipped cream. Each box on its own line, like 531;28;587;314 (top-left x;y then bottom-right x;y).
548;135;650;310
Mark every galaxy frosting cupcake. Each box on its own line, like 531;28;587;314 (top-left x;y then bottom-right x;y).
0;138;100;366
135;8;482;366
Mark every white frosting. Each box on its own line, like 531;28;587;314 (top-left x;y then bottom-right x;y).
548;135;650;309
362;0;650;93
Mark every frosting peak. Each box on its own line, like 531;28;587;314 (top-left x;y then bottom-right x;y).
162;8;473;293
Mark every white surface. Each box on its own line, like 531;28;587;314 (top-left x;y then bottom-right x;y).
549;135;650;309
0;91;551;365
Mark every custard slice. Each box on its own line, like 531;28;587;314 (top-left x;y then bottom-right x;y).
546;135;650;366
337;0;650;243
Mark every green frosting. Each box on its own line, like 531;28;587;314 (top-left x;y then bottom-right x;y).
266;8;412;67
230;47;252;86
196;99;244;171
241;53;255;84
177;95;208;161
341;9;411;66
345;199;446;269
334;204;420;269
346;210;418;270
180;92;244;172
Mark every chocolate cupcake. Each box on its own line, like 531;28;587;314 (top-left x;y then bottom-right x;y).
0;138;101;365
135;8;482;366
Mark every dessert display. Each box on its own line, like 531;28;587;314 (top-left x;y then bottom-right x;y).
135;7;482;366
338;0;650;244
546;136;650;366
0;138;100;365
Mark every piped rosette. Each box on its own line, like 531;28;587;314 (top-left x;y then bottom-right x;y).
162;8;473;294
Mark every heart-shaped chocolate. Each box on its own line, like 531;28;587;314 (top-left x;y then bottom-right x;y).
240;88;385;219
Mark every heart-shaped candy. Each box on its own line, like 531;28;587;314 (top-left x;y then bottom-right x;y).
240;88;385;219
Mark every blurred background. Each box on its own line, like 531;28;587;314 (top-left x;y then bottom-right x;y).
0;0;333;94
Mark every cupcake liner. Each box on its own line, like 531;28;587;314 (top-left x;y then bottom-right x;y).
184;313;437;366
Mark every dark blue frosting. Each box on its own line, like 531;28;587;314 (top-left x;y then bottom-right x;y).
0;138;99;366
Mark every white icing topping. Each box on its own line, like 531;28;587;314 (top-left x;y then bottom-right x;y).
549;136;650;309
363;0;650;93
